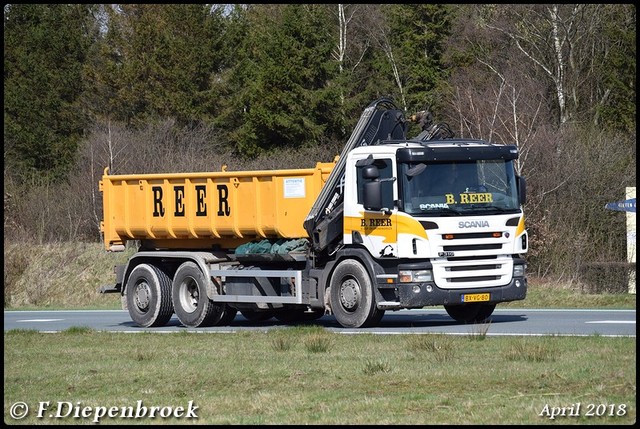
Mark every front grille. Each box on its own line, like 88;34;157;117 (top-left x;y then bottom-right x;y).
443;244;503;251
448;255;497;261
448;265;500;271
443;232;500;239
449;275;501;283
432;256;514;289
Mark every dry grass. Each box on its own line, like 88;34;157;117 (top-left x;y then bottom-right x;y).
3;240;130;309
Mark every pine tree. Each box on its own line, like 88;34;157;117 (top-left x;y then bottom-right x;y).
384;4;454;114
218;4;338;157
84;4;226;127
4;4;98;182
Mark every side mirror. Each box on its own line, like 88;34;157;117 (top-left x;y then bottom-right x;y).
362;165;379;180
406;163;426;177
363;181;382;211
364;179;395;213
517;176;527;205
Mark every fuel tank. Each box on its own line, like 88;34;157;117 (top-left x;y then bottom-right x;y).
99;162;335;251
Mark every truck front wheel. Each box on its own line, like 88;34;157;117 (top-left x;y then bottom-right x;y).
125;263;174;328
329;259;384;328
444;303;496;323
172;261;224;328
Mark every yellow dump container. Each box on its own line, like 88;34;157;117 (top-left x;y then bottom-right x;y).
100;162;336;251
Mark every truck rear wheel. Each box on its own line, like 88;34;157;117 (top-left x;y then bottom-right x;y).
239;309;275;322
126;263;174;328
172;261;224;328
218;305;238;325
444;303;496;323
329;259;384;328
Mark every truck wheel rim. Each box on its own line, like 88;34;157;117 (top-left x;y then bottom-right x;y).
134;282;151;311
339;278;360;311
178;277;199;314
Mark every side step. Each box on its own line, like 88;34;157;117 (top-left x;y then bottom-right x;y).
377;301;401;310
208;268;303;304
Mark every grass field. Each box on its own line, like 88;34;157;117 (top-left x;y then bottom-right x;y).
3;327;636;425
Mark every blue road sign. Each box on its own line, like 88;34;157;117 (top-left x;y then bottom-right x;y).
604;198;636;213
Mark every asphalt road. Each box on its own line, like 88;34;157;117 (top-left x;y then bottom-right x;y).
4;308;636;337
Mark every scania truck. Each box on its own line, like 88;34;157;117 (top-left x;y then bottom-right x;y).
99;98;528;328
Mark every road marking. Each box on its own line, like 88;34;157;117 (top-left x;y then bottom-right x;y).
16;319;63;323
585;320;635;324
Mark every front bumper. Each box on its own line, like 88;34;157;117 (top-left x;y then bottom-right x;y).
393;276;527;308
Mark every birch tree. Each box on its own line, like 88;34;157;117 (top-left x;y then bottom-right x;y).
366;6;407;111
331;4;370;132
481;4;609;127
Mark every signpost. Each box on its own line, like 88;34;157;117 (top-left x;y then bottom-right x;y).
604;198;636;213
605;188;636;294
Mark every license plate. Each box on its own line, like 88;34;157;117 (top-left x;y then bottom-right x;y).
462;293;490;303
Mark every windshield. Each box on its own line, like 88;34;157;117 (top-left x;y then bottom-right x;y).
400;160;520;215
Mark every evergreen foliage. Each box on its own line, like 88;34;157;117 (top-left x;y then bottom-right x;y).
82;4;225;127
385;4;453;113
590;4;636;135
218;4;339;157
4;4;98;182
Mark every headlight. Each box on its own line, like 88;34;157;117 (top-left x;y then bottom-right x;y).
398;270;433;283
413;270;433;282
513;264;525;277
